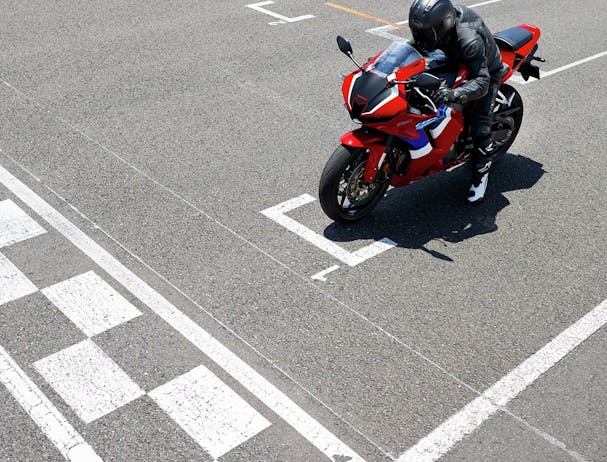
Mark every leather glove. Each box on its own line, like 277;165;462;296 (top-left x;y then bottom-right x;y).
434;87;456;106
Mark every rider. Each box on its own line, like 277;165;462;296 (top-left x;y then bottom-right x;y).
408;0;505;203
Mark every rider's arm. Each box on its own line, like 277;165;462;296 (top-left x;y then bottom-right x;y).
453;31;491;103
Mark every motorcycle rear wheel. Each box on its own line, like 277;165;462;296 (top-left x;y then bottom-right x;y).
319;145;389;222
491;83;524;157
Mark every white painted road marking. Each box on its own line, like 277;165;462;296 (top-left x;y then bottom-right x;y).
0;345;103;461
34;340;145;424
510;50;607;85
150;365;271;459
311;265;340;282
246;1;314;25
42;271;142;337
0;252;37;305
399;297;607;462
0;199;46;248
0;165;366;461
261;194;396;267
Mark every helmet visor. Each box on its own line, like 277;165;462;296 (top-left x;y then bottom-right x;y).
411;27;439;51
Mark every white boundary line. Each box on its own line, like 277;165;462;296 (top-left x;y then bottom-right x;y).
541;50;607;77
398;298;607;462
0;345;102;462
510;50;607;85
261;194;396;267
0;165;366;462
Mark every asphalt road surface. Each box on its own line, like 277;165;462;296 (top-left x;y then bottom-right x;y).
1;1;606;461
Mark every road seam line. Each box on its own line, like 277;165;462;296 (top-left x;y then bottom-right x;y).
500;409;587;462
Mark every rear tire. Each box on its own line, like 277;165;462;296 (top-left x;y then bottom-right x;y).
319;145;389;222
491;83;523;158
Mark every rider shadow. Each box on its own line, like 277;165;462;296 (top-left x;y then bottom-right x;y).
323;153;545;262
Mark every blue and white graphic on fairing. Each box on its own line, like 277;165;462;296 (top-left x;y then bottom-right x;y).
399;130;433;159
429;107;453;138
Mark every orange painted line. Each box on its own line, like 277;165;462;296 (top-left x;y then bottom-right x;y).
324;2;402;28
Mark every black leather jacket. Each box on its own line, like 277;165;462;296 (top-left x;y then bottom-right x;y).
429;6;503;103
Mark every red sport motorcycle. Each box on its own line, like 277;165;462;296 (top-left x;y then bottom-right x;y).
319;25;543;222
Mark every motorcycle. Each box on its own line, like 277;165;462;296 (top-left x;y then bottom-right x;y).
319;25;544;222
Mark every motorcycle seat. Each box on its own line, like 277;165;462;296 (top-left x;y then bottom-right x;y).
493;27;533;52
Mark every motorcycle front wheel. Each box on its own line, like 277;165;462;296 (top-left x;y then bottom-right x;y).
319;145;390;222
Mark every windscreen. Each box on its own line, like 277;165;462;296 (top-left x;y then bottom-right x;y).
372;42;423;76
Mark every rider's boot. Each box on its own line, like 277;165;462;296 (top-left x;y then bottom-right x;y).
468;138;494;204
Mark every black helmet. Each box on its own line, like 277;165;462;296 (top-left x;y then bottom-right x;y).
409;0;457;51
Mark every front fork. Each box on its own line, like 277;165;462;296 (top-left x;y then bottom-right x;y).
363;135;394;184
339;128;391;185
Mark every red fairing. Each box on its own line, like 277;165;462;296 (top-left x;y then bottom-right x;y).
395;58;426;80
341;71;359;111
391;109;464;186
340;129;385;148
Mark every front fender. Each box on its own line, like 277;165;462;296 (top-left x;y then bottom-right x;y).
339;129;387;184
340;129;385;148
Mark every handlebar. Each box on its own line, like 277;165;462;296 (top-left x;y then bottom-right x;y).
386;79;412;88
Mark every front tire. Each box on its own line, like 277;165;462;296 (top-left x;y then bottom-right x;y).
319;145;389;222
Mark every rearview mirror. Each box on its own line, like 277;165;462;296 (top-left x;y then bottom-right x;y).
336;36;353;55
413;73;442;90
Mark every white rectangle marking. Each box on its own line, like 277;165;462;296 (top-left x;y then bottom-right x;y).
0;345;102;461
150;365;271;459
246;1;314;23
0;199;46;248
34;339;145;423
261;194;396;267
0;165;365;460
398;298;607;462
42;271;141;337
365;25;406;42
0;252;37;305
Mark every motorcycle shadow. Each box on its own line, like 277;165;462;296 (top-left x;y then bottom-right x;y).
323;153;545;262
